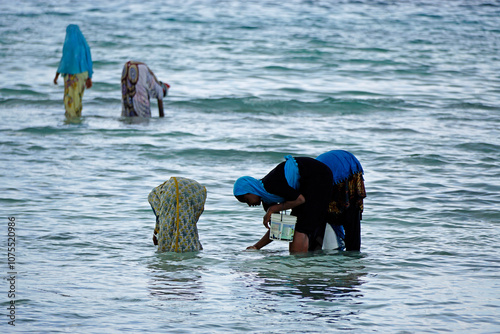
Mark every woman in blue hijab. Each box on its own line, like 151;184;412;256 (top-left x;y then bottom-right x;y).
234;156;334;253
234;150;366;253
53;25;93;119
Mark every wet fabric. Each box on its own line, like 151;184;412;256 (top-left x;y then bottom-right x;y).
63;71;88;118
149;177;207;253
57;25;93;78
121;61;164;117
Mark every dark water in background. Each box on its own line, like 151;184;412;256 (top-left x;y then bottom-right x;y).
1;0;500;332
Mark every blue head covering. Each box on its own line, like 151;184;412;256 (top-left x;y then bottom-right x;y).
233;176;285;205
57;25;93;78
316;150;364;184
284;155;300;189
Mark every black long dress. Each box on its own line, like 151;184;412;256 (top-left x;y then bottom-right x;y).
261;157;333;250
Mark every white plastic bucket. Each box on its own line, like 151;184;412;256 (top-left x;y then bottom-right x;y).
269;213;297;242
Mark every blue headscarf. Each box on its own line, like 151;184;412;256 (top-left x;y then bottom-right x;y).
233;176;285;204
316;150;363;184
57;25;93;78
284;155;300;189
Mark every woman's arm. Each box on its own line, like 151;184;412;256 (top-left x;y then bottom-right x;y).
53;72;60;85
158;99;164;117
263;194;305;228
247;229;272;250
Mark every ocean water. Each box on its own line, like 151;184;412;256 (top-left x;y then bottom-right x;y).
1;0;500;332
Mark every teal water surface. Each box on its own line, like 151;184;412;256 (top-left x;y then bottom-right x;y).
1;1;500;333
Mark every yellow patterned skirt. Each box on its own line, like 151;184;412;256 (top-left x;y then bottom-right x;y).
63;71;88;118
148;177;207;253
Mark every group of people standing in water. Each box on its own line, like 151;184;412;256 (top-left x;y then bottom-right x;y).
53;24;168;119
233;150;366;253
148;150;366;255
54;25;366;255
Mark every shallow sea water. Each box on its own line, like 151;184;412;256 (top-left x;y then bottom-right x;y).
1;0;500;333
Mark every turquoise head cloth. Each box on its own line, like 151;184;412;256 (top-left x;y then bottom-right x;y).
233;176;284;204
284;155;300;189
57;25;93;78
316;150;363;184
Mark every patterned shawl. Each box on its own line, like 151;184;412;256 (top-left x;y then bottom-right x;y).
149;177;207;252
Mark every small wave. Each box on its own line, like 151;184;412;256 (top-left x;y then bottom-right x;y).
17;125;83;135
169;96;409;115
447;102;500;111
365;127;421;134
400;154;449;166
455;142;500;154
0;87;47;97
